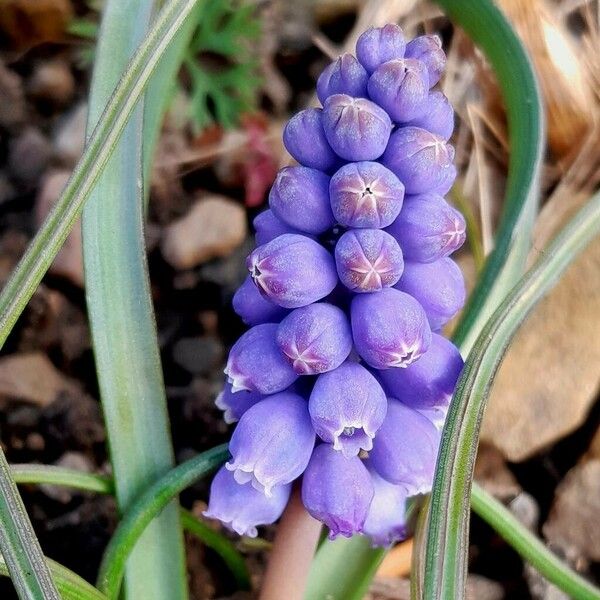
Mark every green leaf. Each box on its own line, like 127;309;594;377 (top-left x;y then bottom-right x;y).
440;0;545;354
423;191;600;599
0;0;203;349
470;484;600;600
10;463;250;590
10;465;113;495
97;444;229;599
304;536;385;600
83;2;187;599
0;555;107;600
0;451;60;599
180;509;251;591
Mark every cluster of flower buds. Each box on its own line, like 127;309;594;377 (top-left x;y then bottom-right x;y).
205;24;466;547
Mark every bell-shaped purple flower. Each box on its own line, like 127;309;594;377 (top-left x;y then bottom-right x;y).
309;362;387;456
322;94;391;161
395;258;465;330
301;444;374;539
204;466;291;537
381;126;456;195
233;275;289;326
356;24;406;74
409;91;454;140
405;34;446;87
377;333;463;412
215;382;264;424
370;398;440;494
283;108;340;172
329;161;404;228
224;323;298;394
253;209;298;245
227;391;315;495
247;234;338;308
351;288;432;369
363;465;409;547
335;229;404;293
269;166;334;235
385;193;466;263
316;53;369;103
276;303;352;375
367;58;429;123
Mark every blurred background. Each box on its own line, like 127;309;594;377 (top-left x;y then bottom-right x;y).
0;0;598;598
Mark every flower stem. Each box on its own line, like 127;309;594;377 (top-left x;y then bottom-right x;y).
259;489;322;600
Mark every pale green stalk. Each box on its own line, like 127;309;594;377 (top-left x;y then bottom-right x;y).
82;1;187;598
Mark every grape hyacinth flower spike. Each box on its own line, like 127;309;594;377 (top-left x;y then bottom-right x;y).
205;23;466;544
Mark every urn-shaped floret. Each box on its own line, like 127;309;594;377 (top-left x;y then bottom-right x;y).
385;193;465;263
283;108;339;172
301;444;374;539
308;362;387;456
204;467;291;537
322;94;392;161
268;166;335;235
329;161;405;229
356;24;406;74
227;392;315;495
335;229;404;293
351;288;432;369
370;398;440;495
381;126;456;195
247;234;338;309
367;58;429;123
224;323;298;394
316;53;369;103
363;465;409;547
276;303;353;375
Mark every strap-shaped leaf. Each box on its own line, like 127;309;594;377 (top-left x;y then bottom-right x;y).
423;191;600;598
0;451;59;599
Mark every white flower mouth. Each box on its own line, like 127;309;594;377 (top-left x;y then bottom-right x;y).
226;462;276;497
386;342;424;368
332;422;375;457
224;364;252;393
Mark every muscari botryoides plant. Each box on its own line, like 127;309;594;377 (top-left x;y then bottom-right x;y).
205;24;468;545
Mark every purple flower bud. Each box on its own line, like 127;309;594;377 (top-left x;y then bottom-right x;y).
405;35;446;87
269;167;334;235
224;323;298;394
370;398;440;494
367;58;429;123
301;444;374;539
395;258;465;330
283;108;339;172
329;161;404;228
227;392;315;494
247;234;338;308
409;91;454;140
316;53;369;104
351;288;432;369
363;465;409;547
253;210;298;246
215;382;263;424
309;362;387;456
335;229;404;293
416;404;449;429
356;24;406;74
377;333;463;412
276;303;352;375
204;466;291;537
381;126;456;195
385;193;465;263
233;276;289;326
322;94;391;161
